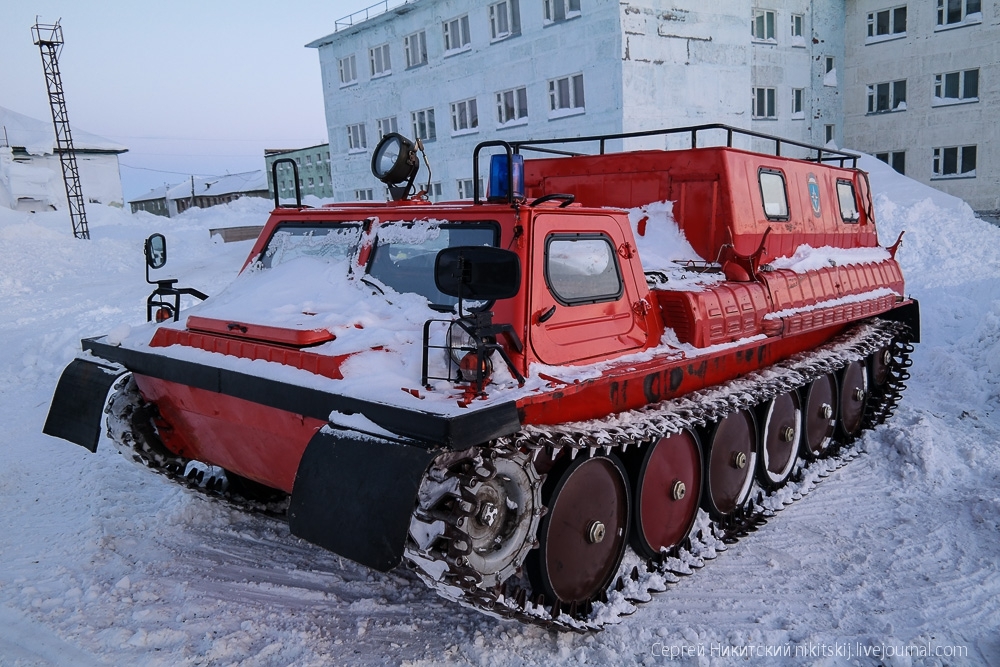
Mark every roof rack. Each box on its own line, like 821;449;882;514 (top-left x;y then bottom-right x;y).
509;123;859;169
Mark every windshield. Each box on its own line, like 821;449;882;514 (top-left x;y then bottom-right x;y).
259;223;363;269
367;221;498;309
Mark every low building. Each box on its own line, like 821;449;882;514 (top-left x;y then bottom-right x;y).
129;171;269;217
0;105;127;211
264;144;333;201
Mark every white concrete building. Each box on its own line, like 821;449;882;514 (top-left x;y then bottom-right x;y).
844;0;998;214
308;0;996;214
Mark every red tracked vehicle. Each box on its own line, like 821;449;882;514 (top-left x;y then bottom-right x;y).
45;125;918;629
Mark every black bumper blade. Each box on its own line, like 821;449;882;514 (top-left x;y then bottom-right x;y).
43;358;127;452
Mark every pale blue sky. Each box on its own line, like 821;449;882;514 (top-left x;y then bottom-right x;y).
1;1;379;199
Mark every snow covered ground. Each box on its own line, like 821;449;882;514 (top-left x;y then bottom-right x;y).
1;157;999;665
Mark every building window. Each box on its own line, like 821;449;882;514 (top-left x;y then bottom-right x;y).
937;0;981;26
370;43;391;77
497;86;529;126
934;69;979;104
412;108;437;141
443;15;471;52
875;151;906;175
867;80;907;113
356;189;375;201
404;30;428;68
867;6;907;40
425;182;443;201
450;98;479;133
347;123;367;152
790;13;804;40
825;57;835;74
544;0;581;23
932;145;977;178
325;151;330;162
338;54;357;85
377;116;399;138
791;88;804;118
753;87;776;119
308;178;315;188
319;176;324;186
752;9;776;41
306;155;312;165
489;1;521;40
548;73;585;116
825;124;835;143
457;178;484;200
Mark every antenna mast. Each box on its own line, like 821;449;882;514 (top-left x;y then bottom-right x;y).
32;20;90;240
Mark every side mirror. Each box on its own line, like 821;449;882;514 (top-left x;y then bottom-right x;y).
435;246;521;301
145;233;167;269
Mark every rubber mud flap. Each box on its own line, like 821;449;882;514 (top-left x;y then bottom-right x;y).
43;358;126;452
288;429;437;572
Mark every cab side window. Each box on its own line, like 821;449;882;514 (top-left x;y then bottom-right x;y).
837;180;860;223
758;169;789;220
545;234;623;305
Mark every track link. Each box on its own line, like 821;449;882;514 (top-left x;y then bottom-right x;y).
404;319;914;631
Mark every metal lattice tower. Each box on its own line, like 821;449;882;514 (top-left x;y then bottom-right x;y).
32;21;89;240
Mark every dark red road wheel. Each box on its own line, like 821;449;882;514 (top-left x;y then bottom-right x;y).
701;410;757;518
756;391;801;490
870;346;892;387
629;430;702;559
532;454;630;604
802;373;838;459
838;360;868;437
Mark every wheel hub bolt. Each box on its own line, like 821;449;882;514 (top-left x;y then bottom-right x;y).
882;350;892;365
853;387;865;401
821;403;833;420
671;480;686;501
477;502;499;527
586;520;606;544
780;426;795;442
732;452;748;469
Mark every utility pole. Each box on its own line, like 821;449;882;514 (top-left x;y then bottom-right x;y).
31;20;89;240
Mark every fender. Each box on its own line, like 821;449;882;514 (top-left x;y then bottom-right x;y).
883;299;921;343
43;357;127;452
288;428;438;571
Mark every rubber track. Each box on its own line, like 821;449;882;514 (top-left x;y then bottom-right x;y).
404;319;913;631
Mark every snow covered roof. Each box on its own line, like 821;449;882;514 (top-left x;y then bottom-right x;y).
165;171;268;200
0;105;128;155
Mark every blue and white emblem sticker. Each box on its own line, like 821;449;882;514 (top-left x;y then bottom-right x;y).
807;173;821;217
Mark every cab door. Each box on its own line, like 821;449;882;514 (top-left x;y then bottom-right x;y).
529;212;647;366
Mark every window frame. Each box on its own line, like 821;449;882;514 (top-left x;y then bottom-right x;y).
346;123;367;153
932;145;977;179
377;116;399;138
758;168;789;221
548;73;585;117
369;43;392;78
752;9;777;41
933;68;979;105
411;108;437;142
936;0;982;28
866;5;907;42
338;54;358;86
404;30;428;68
543;0;581;24
790;13;804;40
867;79;907;113
875;151;906;175
753;87;777;119
791;87;804;117
496;86;529;126
489;0;521;41
450;97;480;135
543;233;625;307
443;15;472;53
836;180;860;223
457;178;484;200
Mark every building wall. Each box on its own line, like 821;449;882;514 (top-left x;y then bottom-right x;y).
844;0;999;213
265;144;334;201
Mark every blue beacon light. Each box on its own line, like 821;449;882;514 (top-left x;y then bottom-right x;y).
487;153;524;203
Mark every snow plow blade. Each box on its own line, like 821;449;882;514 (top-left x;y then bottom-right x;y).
43;358;126;452
288;429;437;572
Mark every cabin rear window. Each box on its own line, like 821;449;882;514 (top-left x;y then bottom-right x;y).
837;180;860;222
758;169;789;220
545;234;623;305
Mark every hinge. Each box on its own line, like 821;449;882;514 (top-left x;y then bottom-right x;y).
617;242;635;259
